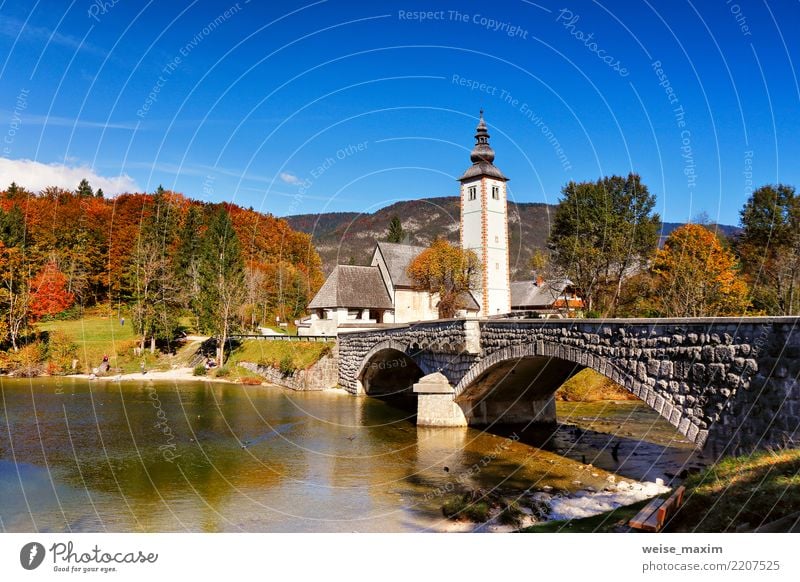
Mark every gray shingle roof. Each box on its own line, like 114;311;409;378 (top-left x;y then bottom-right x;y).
458;161;508;182
308;265;393;309
510;279;572;309
375;241;426;288
457;291;480;311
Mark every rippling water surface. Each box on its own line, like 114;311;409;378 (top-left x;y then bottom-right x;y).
0;378;699;532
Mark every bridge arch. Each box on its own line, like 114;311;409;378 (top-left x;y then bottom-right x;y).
453;341;692;441
356;340;429;398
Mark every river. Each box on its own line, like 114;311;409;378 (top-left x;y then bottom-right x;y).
0;378;701;532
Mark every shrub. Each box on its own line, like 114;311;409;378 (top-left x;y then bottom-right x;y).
215;366;230;378
46;331;79;375
7;341;48;376
193;365;207;376
279;354;295;376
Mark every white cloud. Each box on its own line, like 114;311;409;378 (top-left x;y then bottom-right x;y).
0;158;138;195
280;172;302;185
0;17;107;57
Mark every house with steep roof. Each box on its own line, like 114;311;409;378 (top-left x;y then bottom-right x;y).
510;276;584;317
299;241;480;336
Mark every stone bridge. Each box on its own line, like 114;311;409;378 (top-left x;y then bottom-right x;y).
338;317;800;457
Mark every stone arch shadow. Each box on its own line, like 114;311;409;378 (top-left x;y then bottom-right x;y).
356;340;433;409
453;341;703;446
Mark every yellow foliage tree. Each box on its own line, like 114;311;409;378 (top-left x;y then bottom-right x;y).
406;238;479;319
652;224;749;317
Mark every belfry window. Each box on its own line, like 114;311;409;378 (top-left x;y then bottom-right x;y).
468;186;477;200
492;186;500;199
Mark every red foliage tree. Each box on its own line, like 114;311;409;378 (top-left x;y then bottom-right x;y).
29;262;75;320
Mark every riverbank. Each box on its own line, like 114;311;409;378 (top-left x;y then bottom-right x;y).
74;366;236;384
520;447;800;533
435;468;670;533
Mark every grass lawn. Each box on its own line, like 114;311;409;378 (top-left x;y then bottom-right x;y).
36;313;171;374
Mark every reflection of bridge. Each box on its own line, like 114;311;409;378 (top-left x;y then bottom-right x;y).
338;318;800;457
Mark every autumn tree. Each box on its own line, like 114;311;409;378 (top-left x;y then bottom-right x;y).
29;262;75;319
548;174;660;315
738;184;800;315
387;215;405;243
406;238;479;318
0;241;32;350
128;191;182;353
652;224;749;317
198;207;246;365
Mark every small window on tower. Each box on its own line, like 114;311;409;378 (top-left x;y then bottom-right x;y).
495;235;499;243
495;262;499;270
468;186;477;201
492;186;500;199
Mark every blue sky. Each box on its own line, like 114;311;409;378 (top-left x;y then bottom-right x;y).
0;0;797;224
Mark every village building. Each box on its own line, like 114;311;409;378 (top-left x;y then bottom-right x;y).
299;111;579;335
510;276;584;318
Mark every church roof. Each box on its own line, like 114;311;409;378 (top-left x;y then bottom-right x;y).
458;110;508;182
510;279;573;309
308;265;393;309
457;290;481;311
375;241;426;288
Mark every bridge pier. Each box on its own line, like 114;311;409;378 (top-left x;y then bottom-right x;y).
413;373;467;427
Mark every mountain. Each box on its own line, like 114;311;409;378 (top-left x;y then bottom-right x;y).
284;196;740;279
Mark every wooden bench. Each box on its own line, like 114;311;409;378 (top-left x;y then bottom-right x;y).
629;486;686;532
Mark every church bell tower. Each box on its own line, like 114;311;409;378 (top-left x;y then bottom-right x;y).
458;111;511;316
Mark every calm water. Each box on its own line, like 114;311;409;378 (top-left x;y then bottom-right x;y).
0;378;698;532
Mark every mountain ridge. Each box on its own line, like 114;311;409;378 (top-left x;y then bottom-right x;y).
283;196;739;279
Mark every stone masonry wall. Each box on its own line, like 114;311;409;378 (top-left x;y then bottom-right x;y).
476;318;799;455
340;317;799;456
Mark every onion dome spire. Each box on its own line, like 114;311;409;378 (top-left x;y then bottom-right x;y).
458;110;508;182
470;109;495;164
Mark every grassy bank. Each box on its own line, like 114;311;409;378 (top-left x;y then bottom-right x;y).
521;448;800;533
667;448;800;532
226;339;332;373
556;369;638;402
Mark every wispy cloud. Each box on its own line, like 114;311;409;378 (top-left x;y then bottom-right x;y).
0;16;107;57
0;158;138;195
280;172;302;186
0;112;139;131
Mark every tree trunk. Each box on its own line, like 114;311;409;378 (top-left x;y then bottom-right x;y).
218;331;226;367
150;335;156;354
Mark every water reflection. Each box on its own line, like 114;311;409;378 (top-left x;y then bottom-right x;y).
0;378;697;532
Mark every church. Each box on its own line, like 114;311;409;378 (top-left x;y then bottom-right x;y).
298;111;514;336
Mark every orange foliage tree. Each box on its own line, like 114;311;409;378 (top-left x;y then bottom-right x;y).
29;262;75;319
406;238;479;318
652;224;749;317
